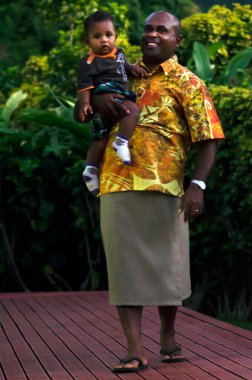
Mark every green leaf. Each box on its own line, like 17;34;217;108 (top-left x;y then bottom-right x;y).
207;41;225;58
225;48;252;81
19;108;92;143
192;42;213;81
0;124;16;134
0;91;27;124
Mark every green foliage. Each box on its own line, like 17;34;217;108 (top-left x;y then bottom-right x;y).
0;90;27;125
187;42;252;86
186;85;252;319
0;0;57;69
181;4;252;69
0;92;106;291
0;1;252;325
116;0;200;44
224;47;252;83
191;42;213;82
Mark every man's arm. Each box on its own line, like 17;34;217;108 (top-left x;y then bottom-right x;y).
179;140;218;221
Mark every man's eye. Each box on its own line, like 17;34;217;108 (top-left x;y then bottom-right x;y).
158;28;168;33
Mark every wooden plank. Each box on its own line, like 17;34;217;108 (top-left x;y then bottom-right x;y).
1;299;72;380
145;307;252;361
13;298;97;380
23;297;118;380
143;307;252;379
1;291;252;380
0;301;49;380
84;292;246;380
178;309;252;349
180;307;252;340
177;311;252;359
55;295;177;380
33;295;166;380
68;293;219;380
0;325;27;380
0;368;6;380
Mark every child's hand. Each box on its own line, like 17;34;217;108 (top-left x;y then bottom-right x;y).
129;64;147;77
79;103;93;122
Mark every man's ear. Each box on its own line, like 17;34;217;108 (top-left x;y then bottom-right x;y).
176;35;182;48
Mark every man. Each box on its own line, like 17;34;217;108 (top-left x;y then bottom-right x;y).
76;11;224;373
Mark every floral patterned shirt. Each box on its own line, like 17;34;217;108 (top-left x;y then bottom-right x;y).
99;55;224;197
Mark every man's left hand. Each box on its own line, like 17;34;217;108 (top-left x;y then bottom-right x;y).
179;183;204;222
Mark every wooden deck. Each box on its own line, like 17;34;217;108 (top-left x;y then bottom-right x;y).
0;291;252;380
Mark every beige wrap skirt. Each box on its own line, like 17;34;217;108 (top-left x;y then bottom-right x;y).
100;191;191;305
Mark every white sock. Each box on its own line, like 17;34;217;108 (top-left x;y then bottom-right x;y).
82;165;99;195
112;136;131;165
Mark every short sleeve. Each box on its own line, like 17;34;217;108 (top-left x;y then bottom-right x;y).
77;57;96;91
182;77;224;142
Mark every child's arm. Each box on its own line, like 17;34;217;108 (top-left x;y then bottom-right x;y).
125;62;147;77
77;90;93;122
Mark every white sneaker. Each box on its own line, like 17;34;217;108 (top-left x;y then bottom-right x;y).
82;166;99;195
112;137;131;165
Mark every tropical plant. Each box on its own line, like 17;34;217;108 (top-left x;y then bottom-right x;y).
187;41;252;86
180;4;252;71
0;90;106;292
185;84;252;320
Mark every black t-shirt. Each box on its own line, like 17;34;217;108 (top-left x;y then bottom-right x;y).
77;47;129;91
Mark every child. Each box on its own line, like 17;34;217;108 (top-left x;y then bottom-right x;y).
77;10;146;195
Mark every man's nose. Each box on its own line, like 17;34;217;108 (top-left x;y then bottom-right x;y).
146;29;158;37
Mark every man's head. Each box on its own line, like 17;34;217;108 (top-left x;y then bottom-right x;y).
141;11;182;67
84;11;117;55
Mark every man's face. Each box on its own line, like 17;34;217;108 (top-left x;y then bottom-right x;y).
141;12;181;65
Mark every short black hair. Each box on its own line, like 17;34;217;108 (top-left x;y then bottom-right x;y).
84;11;115;36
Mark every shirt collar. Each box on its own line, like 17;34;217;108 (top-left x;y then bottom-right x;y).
137;55;178;75
89;46;117;60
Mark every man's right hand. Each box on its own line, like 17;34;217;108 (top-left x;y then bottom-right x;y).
92;93;130;120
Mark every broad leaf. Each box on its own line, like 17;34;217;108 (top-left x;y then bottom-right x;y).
225;47;252;81
19;108;92;142
192;42;213;81
1;91;27;124
207;41;225;58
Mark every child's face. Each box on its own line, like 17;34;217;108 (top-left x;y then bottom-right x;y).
86;20;116;55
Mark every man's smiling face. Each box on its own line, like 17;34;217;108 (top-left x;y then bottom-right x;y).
141;12;182;66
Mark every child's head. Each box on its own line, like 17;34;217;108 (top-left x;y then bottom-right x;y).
84;11;117;55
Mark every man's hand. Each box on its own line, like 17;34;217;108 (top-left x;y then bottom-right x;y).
92;93;130;120
179;184;204;222
178;140;217;222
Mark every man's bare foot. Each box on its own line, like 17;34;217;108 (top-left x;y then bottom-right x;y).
113;356;148;373
160;331;184;362
160;346;184;362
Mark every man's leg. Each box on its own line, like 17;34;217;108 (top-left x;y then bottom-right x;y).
113;306;148;370
158;306;184;361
